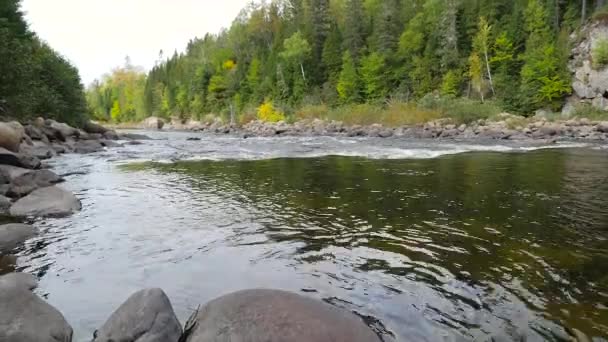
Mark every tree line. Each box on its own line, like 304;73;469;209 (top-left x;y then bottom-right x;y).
88;0;608;123
0;0;88;126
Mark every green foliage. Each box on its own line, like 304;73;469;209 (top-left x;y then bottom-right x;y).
0;0;87;126
441;70;461;97
359;52;387;100
337;52;361;103
87;0;589;123
419;95;502;124
592;38;608;69
86;61;147;122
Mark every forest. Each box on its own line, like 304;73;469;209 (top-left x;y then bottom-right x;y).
83;0;606;124
0;0;88;126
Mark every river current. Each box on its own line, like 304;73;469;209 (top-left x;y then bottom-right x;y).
2;131;607;341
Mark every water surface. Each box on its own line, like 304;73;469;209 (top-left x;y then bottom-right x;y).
4;133;608;341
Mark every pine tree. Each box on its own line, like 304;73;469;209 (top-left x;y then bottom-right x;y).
337;51;360;103
343;0;366;60
359;52;387;100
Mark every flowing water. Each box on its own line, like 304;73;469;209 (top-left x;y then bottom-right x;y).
2;132;608;341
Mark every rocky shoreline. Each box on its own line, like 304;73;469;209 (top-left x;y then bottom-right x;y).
130;115;608;143
0;117;381;342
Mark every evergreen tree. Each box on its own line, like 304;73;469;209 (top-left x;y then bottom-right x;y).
337;52;360;103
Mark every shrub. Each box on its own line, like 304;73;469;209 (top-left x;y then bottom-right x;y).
295;104;329;121
572;104;608;120
257;100;285;123
592;38;608;69
418;95;503;124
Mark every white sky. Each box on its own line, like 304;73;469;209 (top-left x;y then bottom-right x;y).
21;0;251;85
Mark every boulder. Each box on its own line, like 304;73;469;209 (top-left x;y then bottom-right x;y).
182;289;380;342
99;140;122;148
10;186;81;218
103;130;119;140
0;147;41;169
596;121;608;133
74;140;104;154
20;141;55;160
0;272;73;342
0;121;24;152
24;124;50;143
143;117;165;130
0;165;31;182
120;133;152;140
83;121;109;134
0;272;37;291
93;288;182;342
0;224;36;253
46;119;78;139
0;195;11;215
7;169;64;198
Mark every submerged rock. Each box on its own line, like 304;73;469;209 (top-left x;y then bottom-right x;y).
0;272;73;342
182;289;380;342
0;224;36;254
74;140;104;154
93;288;182;342
10;186;81;218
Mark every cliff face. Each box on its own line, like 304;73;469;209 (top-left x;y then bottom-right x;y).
566;22;608;114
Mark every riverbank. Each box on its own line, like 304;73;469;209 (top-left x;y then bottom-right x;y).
108;114;608;143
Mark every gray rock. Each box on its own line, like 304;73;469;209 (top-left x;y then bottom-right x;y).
121;133;152;140
0;195;10;214
83;121;109;134
0;165;31;183
182;289;380;342
0;272;37;291
93;288;182;342
7;170;64;198
0;272;73;342
20;141;55;160
10;186;81;218
0;224;36;253
46;119;78;139
103;130;119;140
74;140;104;154
100;140;122;148
596;121;608;133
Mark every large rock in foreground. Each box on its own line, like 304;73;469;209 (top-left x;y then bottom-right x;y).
0;272;73;342
0;224;36;253
93;288;182;342
182;289;380;342
10;186;81;218
7;169;64;198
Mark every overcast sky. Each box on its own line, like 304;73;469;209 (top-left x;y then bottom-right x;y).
21;0;251;85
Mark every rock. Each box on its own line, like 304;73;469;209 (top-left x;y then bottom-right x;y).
74;140;104;154
0;272;37;291
143;117;165;130
121;133;152;140
93;288;182;342
20;141;55;160
7;169;64;198
0;195;10;215
539;124;562;136
0;224;36;253
0;147;40;169
596;121;608;133
182;289;380;342
378;129;393;138
99;140;122;148
127;140;143;145
103;130;119;140
10;186;81;218
0;121;24;152
24;124;49;143
46;119;78;139
187;137;202;141
83;121;109;134
0;165;31;182
0;272;73;342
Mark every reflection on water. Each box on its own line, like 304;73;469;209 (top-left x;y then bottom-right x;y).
6;136;608;341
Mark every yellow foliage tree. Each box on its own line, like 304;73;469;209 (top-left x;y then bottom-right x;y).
257;100;285;122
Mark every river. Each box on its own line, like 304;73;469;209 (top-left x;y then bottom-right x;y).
2;131;608;341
